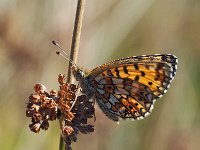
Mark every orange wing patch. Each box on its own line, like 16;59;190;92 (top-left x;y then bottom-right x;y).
98;62;170;98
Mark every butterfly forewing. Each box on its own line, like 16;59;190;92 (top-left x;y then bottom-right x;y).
89;54;177;97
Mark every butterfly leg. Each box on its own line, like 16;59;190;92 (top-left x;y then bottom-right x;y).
69;84;81;111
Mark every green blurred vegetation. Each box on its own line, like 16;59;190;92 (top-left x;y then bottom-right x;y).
0;0;200;150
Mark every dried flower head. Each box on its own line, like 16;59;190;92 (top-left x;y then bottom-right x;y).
26;74;95;150
26;84;58;133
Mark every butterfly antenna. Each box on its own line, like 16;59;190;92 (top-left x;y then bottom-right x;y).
52;41;76;67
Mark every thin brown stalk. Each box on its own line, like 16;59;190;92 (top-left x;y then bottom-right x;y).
67;0;86;83
59;0;86;150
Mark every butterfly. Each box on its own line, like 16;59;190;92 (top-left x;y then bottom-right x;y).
72;54;178;121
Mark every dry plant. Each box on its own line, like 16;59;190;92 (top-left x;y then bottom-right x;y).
25;0;94;150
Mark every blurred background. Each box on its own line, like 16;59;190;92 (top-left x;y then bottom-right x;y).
0;0;200;150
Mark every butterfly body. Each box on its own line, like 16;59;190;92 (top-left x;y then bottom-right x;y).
72;54;178;121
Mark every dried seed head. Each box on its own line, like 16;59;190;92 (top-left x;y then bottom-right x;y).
50;90;57;97
63;126;74;136
32;113;42;122
29;123;41;133
26;84;58;132
58;74;66;85
26;74;96;149
34;84;47;93
41;120;49;131
63;94;95;148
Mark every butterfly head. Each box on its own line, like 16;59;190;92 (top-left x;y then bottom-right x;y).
72;66;86;81
72;66;95;98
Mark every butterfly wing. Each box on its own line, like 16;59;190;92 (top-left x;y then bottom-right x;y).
86;54;178;121
94;77;155;121
89;54;177;98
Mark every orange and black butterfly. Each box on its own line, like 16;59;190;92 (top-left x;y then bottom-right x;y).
72;54;178;121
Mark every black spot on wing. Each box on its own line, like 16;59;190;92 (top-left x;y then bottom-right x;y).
148;82;153;85
134;64;139;70
134;75;139;81
107;69;114;76
141;71;145;77
123;66;129;74
115;67;121;78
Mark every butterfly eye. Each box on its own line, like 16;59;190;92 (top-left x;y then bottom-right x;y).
79;69;85;78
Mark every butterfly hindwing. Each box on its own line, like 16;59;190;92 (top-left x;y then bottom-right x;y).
94;77;155;121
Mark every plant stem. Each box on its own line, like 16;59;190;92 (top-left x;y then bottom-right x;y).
67;0;86;83
59;0;85;150
59;135;65;150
